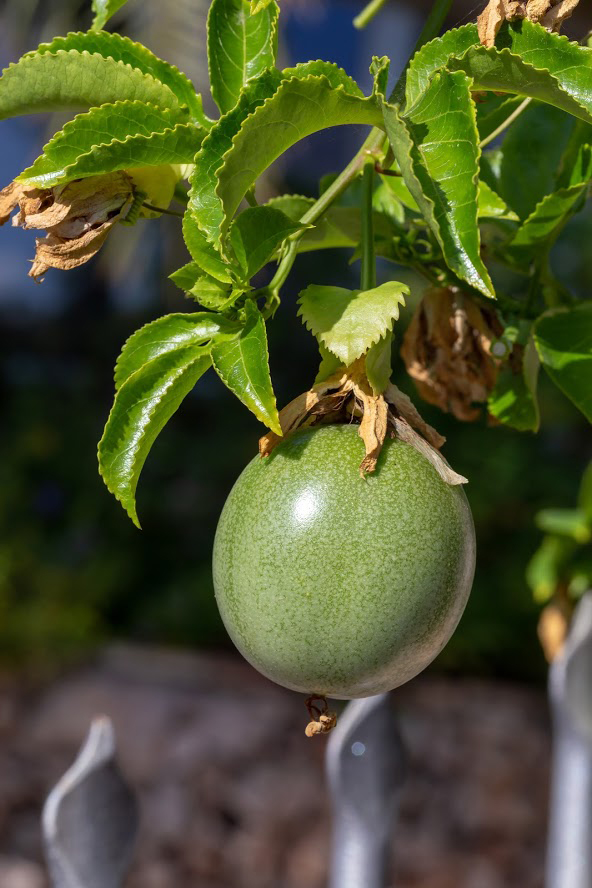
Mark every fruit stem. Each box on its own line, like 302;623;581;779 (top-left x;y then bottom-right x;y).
353;0;389;29
360;161;377;291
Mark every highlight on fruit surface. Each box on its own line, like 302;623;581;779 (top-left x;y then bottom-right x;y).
213;423;476;701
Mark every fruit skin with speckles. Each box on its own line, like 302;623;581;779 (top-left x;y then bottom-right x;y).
213;424;476;700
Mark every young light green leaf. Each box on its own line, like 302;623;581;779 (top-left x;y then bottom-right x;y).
365;333;392;394
19;101;188;185
383;70;495;298
298;281;407;366
19;122;205;187
91;0;130;30
404;25;479;109
30;31;207;124
250;0;275;11
208;0;279;115
228;206;302;277
182;212;235;283
0;50;180;120
534;303;592;422
99;346;212;527
210;73;383;248
169;262;203;291
189;68;282;243
188;277;244;312
527;535;577;603
211;301;281;433
114;312;236;390
488;338;540;431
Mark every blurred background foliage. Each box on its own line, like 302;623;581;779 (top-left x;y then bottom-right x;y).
0;0;590;679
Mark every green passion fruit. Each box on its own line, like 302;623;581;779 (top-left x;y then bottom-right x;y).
213;424;476;699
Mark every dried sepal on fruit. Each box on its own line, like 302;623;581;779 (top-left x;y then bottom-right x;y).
259;357;466;486
304;695;337;738
401;287;502;422
477;0;580;47
0;173;135;280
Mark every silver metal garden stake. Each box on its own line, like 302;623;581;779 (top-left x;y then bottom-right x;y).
326;693;405;888
43;716;138;888
546;591;592;888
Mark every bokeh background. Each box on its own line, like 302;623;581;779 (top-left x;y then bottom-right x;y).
0;2;591;887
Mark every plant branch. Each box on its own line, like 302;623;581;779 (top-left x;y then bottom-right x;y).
360;161;376;290
353;0;388;29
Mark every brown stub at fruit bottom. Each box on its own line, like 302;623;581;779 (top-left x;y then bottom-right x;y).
304;695;337;738
0;173;134;280
259;358;467;486
401;287;502;423
477;0;580;47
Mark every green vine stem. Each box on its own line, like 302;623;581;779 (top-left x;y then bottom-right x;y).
262;0;454;309
353;0;389;30
360;161;377;290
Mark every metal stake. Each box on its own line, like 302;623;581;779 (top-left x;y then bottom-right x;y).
326;693;405;888
546;591;592;888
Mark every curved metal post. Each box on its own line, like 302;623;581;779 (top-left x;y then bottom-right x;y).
546;592;592;888
43;716;138;888
326;693;405;888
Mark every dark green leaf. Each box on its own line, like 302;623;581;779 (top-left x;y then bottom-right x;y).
211;301;281;432
182;212;235;283
99;346;212;526
534;303;592;422
365;333;392;394
229;206;302;276
298;281;407;365
208;0;279;115
114;312;236;390
383;70;495;298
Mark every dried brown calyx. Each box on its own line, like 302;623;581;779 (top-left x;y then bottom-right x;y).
304;695;337;737
259;356;467;486
401;287;502;423
0;173;135;280
478;0;581;47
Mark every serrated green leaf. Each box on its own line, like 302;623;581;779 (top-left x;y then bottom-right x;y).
382;70;495;298
115;311;237;390
478;180;519;221
488;337;540;431
19;119;205;187
208;73;383;248
281;60;365;95
406;22;592;125
365;333;392;394
229;206;302;277
211;301;281;432
535;508;591;543
182;211;235;283
188;277;244;312
504;156;591;263
534;303;592;422
91;0;130;30
169;262;202;291
29;31;207;124
0;49;180;120
19;101;188;186
208;0;279;115
99;346;212;526
298;281;407;366
189;68;282;243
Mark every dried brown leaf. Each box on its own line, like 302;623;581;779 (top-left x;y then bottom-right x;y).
0;182;24;225
357;391;388;476
542;0;580;30
478;0;506;47
385;383;446;449
390;415;468;486
30;219;117;280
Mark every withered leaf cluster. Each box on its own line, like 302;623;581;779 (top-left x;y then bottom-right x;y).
478;0;580;47
0;173;134;280
401;287;502;422
259;357;467;486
